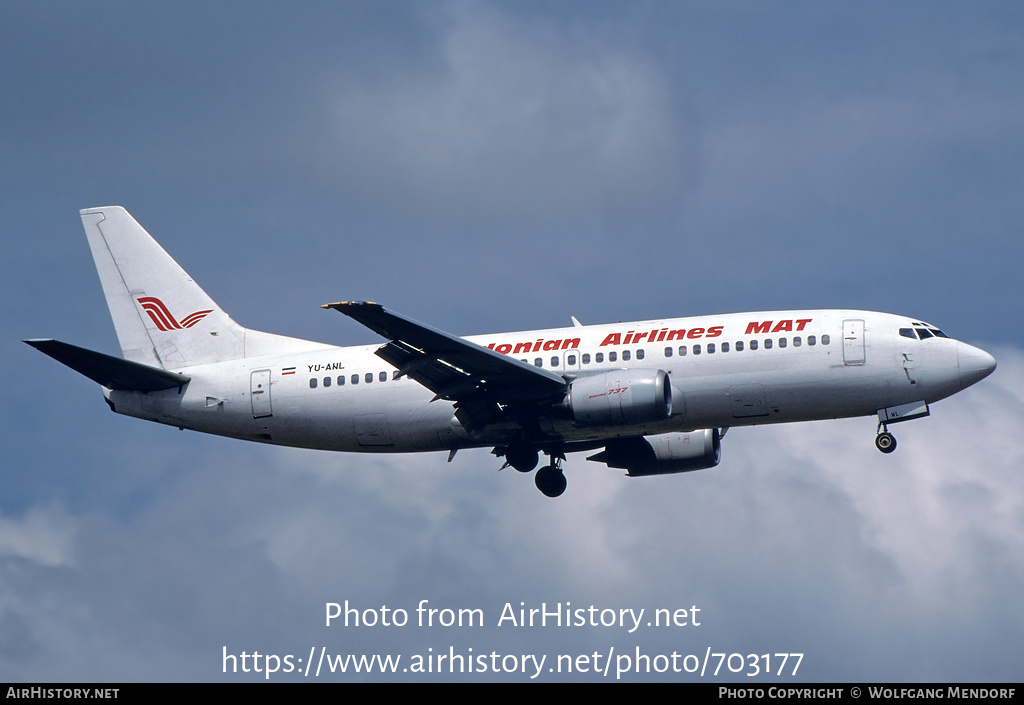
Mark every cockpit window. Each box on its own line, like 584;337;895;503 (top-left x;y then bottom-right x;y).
905;324;950;340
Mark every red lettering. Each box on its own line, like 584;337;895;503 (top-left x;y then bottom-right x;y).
687;328;705;339
746;321;772;335
706;326;723;338
772;320;793;333
600;333;621;346
796;318;812;331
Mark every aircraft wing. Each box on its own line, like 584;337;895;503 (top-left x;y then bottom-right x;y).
321;302;567;405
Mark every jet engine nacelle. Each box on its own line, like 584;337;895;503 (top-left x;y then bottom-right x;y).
566;369;672;426
587;429;722;476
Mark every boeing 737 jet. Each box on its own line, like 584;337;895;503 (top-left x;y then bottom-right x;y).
26;207;996;497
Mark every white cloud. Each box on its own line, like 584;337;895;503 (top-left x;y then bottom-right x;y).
322;4;683;221
778;346;1024;604
0;505;76;568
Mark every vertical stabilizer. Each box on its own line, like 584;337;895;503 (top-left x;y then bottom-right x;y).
81;207;245;368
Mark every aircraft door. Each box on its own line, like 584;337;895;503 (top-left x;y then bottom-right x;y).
250;369;273;418
842;319;866;365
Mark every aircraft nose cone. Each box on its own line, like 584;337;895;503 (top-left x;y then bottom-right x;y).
958;342;996;390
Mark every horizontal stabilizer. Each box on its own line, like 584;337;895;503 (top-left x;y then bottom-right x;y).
24;339;191;392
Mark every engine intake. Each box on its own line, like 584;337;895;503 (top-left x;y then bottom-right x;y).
566;369;672;427
587;429;722;476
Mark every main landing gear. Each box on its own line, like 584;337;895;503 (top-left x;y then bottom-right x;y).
503;443;539;474
875;423;897;454
499;444;567;497
534;460;567;498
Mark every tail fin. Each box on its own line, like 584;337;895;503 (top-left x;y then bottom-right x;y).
81;206;246;368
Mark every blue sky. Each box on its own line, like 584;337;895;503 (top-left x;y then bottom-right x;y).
2;1;1023;681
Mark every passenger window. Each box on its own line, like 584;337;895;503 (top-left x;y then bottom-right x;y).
721;342;730;353
582;353;591;364
736;341;744;352
664;347;673;357
365;372;373;383
379;371;387;382
808;336;816;346
566;354;577;366
821;334;830;345
622;350;631;361
338;376;345;386
750;340;759;351
534;358;543;367
636;349;645;360
323;376;331;387
551;356;560;367
707;343;715;354
793;337;801;347
693;344;702;355
765;339;773;349
309;378;317;389
678;346;687;356
779;338;787;348
596;353;604;363
351;374;359;385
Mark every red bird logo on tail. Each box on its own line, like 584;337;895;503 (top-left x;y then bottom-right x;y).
137;297;212;331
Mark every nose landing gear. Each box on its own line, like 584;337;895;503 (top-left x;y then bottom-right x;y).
875;423;897;454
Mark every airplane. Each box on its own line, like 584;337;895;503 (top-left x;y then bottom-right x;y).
26;207;997;497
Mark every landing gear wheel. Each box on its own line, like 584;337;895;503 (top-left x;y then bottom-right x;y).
506;445;539;473
875;432;897;454
535;464;567;498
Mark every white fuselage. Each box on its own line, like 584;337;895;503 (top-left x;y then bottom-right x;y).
106;309;984;453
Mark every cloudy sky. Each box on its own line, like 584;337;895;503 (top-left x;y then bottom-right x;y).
3;1;1023;682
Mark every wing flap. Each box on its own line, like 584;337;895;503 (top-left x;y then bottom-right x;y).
25;339;191;392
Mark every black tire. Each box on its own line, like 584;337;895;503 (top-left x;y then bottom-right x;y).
535;465;567;497
875;432;897;454
506;445;539;473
